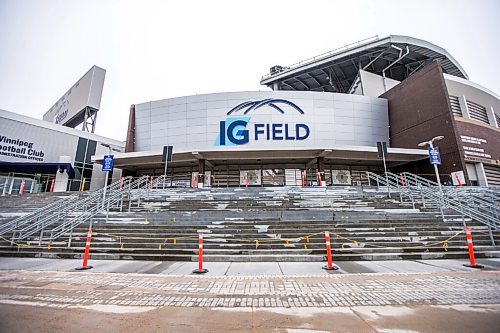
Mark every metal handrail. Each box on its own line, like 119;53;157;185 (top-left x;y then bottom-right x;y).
366;171;499;230
48;176;150;243
0;194;80;235
260;35;379;80
10;176;152;243
11;177;129;242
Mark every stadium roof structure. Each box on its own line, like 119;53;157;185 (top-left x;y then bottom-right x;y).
260;35;468;94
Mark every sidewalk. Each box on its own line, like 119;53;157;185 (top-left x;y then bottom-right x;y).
0;257;499;275
0;258;499;332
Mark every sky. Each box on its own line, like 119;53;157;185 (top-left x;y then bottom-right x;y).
0;0;499;141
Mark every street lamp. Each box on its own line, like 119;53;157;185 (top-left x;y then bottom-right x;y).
418;135;444;195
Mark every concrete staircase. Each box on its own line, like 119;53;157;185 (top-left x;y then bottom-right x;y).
0;187;499;261
0;192;78;224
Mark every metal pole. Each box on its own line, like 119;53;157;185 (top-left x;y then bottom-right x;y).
382;151;390;197
488;226;496;246
428;141;443;196
102;170;109;209
163;160;168;189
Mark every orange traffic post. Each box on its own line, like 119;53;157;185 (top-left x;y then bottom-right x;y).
19;180;25;195
75;225;93;270
301;171;305;187
245;172;249;188
193;233;208;274
400;173;405;187
322;231;339;271
49;179;55;192
463;226;484;269
317;172;323;187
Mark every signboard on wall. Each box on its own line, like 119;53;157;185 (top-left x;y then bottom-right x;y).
331;170;351;185
451;170;465;186
0;115;79;164
240;170;262;186
42;66;106;128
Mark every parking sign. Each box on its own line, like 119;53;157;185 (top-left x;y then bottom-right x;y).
102;155;114;172
428;147;441;165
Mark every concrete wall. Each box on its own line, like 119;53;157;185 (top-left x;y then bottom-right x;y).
133;91;389;152
444;74;500;127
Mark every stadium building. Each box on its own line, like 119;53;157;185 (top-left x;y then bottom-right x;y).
1;35;499;192
0;66;124;194
101;35;500;187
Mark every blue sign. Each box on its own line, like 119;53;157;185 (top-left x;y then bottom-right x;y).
215;99;310;146
102;155;114;172
428;147;441;165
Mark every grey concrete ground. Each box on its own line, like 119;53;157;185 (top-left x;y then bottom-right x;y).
0;257;499;275
0;258;499;332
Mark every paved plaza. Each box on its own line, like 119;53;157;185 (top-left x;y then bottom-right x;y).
0;258;499;332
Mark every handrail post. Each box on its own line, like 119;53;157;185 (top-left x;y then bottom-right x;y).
488;226;496;246
67;218;73;248
421;187;426;208
38;220;45;246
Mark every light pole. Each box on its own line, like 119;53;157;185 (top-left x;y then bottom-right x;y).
418;135;444;196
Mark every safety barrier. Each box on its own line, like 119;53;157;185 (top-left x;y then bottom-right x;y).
322;231;338;270
192;233;208;274
75;225;93;270
463;226;484;269
0;225;478;271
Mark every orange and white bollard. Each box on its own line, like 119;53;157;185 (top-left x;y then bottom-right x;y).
245;173;249;188
400;173;405;187
75;225;93;270
49;179;55;192
322;231;339;271
301;171;305;187
455;174;463;187
150;176;154;190
463;226;483;269
19;180;25;195
193;233;208;274
316;172;321;187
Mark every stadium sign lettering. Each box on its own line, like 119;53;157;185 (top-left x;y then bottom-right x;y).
215;99;310;146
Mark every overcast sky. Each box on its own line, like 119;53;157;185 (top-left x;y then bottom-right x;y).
0;0;499;141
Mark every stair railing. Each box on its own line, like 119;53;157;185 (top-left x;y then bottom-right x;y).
367;171;499;230
0;194;80;235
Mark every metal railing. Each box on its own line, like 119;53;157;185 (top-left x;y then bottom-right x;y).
0;193;80;235
261;35;379;81
366;171;499;230
49;175;150;245
7;175;151;245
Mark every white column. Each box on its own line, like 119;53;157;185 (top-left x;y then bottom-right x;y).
475;163;489;187
458;95;470;119
487;106;498;128
54;156;71;192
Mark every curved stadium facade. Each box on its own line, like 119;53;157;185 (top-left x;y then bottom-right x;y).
109;35;500;188
1;35;499;191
